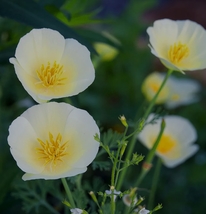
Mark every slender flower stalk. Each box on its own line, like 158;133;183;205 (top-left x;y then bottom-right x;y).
148;158;162;209
117;69;172;190
135;119;165;187
61;178;76;208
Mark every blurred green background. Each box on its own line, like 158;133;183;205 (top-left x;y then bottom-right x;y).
0;0;206;213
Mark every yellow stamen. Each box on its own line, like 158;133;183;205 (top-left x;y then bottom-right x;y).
150;82;160;93
151;134;176;154
168;42;189;64
36;61;67;87
36;132;68;169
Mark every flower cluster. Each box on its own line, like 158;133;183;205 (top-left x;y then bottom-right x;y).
8;29;100;181
7;17;205;214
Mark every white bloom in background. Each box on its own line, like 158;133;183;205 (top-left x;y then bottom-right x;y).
165;75;201;109
70;208;83;214
147;19;206;73
8;102;99;180
139;208;150;214
137;114;199;168
141;72;201;108
9;28;95;103
141;72;170;104
122;194;138;207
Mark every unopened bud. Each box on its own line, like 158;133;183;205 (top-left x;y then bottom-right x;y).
119;115;128;127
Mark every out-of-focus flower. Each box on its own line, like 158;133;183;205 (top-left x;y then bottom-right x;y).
139;208;150;214
70;208;87;214
141;72;170;104
142;72;201;108
8;102;99;180
165;75;201;109
9;28;95;103
123;194;138;207
105;187;121;201
147;19;206;73
137;114;199;168
94;42;118;61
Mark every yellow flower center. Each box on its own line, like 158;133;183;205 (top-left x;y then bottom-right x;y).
36;61;66;87
150;82;159;93
36;132;68;169
168;42;189;64
152;134;176;154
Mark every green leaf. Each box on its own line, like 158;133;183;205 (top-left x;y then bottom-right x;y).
0;0;95;53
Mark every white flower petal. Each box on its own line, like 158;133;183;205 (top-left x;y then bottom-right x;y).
59;39;95;96
8;117;44;174
160;145;199;168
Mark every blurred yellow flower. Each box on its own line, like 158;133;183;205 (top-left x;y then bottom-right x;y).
141;72;170;104
94;42;118;61
147;19;206;73
8;102;99;180
137;114;198;168
10;28;95;103
142;72;201;108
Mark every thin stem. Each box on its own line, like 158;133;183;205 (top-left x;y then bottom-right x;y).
135;119;165;187
117;69;173;190
148;158;162;209
142;69;173;120
61;178;76;208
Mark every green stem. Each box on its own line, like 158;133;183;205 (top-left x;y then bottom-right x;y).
117;69;172;190
148;158;162;209
61;178;76;208
135;119;165;187
142;69;173;120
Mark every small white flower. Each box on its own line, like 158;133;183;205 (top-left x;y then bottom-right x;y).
105;188;121;201
147;19;206;73
70;208;83;214
10;28;95;103
139;208;150;214
8;102;99;180
137;114;199;168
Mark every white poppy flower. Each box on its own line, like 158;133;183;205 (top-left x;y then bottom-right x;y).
9;28;95;103
137;114;199;168
147;19;206;73
8;102;99;180
141;72;170;104
142;72;201;108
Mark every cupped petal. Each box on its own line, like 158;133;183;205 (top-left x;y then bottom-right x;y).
62;107;100;168
147;19;178;59
13;28;65;74
8;117;44;174
58;39;95;96
22;167;87;181
21;102;75;141
163;116;197;145
160;144;199;168
166;77;201;108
